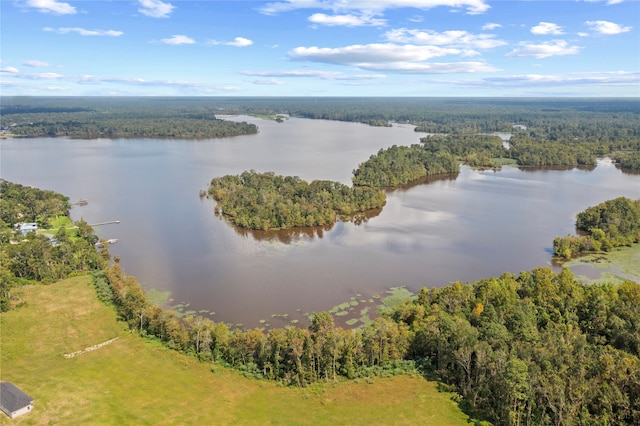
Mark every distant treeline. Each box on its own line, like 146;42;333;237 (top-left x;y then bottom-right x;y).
2;96;638;171
1;97;257;139
553;197;640;258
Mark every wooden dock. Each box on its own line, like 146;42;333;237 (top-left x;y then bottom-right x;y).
89;220;120;227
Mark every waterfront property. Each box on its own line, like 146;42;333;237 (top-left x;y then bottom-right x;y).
17;223;38;235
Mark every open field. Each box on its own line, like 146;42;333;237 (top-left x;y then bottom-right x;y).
0;276;471;425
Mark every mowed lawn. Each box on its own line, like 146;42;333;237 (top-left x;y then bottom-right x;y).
1;276;472;425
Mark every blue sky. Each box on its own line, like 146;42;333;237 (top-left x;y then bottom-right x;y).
1;0;639;96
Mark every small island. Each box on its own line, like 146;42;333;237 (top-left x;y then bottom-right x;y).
208;170;386;230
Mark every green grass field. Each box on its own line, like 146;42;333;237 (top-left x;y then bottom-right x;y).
0;276;472;425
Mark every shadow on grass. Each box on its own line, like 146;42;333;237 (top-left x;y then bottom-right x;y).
415;358;493;426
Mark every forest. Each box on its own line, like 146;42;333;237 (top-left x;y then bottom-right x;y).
553;197;640;258
0;97;257;139
1;181;639;425
208;170;386;230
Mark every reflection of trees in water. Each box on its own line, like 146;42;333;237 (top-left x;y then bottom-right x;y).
383;172;459;194
619;167;640;176
517;164;596;173
230;208;383;242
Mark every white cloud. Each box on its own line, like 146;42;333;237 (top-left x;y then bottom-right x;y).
23;60;52;68
507;40;581;58
227;37;254;47
43;27;123;37
1;67;20;74
463;71;640;88
308;13;386;27
138;0;175;18
208;37;254;47
359;61;497;73
582;0;625;4
24;0;76;15
482;23;502;30
1;70;246;94
241;70;386;80
290;43;465;64
531;22;564;35
20;72;64;79
585;20;632;35
161;35;196;45
385;28;506;49
249;79;285;85
288;43;498;74
260;0;490;16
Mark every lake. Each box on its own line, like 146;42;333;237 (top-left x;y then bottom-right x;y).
2;116;639;328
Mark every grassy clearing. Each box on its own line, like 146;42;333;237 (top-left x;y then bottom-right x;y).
36;216;76;237
0;276;471;425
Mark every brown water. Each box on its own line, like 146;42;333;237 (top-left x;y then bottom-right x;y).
2;116;639;327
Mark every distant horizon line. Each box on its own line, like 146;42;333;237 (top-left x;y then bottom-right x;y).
2;95;639;99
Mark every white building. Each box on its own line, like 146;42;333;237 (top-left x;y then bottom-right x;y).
0;382;34;419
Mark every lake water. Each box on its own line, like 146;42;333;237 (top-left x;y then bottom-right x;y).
2;116;639;328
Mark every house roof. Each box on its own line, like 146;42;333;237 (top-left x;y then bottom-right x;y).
0;382;33;413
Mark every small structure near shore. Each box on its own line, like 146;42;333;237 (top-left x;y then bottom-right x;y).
16;222;38;236
0;382;34;419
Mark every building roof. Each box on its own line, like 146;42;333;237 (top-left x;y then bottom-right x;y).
0;382;33;413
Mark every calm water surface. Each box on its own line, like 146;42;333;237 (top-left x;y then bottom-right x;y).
2;116;639;327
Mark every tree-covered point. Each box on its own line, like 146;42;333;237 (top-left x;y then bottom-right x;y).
553;197;640;258
352;145;459;187
613;152;640;171
208;170;386;230
0;179;71;226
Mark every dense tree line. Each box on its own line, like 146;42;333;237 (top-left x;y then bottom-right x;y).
613;152;640;171
506;134;597;167
0;181;108;311
96;263;414;385
208;170;386;230
393;268;640;425
352;145;459;187
0;180;71;225
1;98;257;139
97;259;640;425
553;197;640;258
